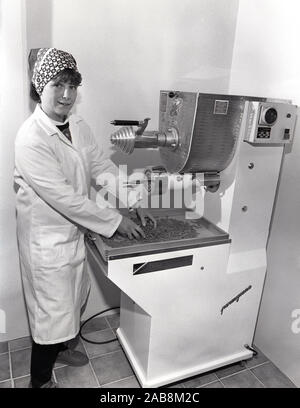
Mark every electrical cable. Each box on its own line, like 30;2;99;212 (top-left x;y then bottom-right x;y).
244;344;258;356
79;307;120;345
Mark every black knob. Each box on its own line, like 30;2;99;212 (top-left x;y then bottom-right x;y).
264;108;278;125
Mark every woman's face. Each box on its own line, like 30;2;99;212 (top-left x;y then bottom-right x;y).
40;77;78;122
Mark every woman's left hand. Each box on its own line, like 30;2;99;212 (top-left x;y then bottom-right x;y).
135;207;157;228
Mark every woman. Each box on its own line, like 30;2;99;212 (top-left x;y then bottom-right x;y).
14;48;155;388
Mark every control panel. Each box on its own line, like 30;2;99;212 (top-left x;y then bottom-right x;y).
158;90;198;173
244;101;297;145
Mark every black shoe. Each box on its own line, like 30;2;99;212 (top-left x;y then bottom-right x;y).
56;348;89;366
28;379;59;388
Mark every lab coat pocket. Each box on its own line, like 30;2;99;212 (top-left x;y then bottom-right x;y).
31;224;81;313
34;224;79;269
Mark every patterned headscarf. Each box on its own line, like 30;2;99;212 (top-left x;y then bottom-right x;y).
32;48;78;95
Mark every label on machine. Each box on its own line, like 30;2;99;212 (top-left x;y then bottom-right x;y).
257;127;271;139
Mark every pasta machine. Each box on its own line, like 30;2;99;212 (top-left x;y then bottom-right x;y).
86;91;297;387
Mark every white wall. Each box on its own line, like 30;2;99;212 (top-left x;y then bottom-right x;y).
229;0;300;387
16;0;239;327
49;0;239;164
0;0;29;341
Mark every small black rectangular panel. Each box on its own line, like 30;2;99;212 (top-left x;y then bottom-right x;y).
133;255;193;275
257;127;271;138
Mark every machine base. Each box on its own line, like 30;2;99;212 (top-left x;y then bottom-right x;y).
117;328;253;388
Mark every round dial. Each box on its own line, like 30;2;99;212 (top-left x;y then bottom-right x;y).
260;107;278;125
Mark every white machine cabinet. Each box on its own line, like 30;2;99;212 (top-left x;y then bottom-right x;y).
86;92;297;387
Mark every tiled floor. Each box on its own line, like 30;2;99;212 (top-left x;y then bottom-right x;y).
0;312;297;388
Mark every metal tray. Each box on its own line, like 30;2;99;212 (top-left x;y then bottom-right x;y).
87;209;230;262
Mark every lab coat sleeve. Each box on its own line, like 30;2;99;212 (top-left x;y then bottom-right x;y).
15;141;122;238
88;132;143;209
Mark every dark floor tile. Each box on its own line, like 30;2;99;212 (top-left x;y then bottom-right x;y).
11;348;31;378
215;360;247;379
0;341;8;354
0;380;12;388
82;329;120;359
221;370;264;388
106;313;120;329
245;346;269;368
201;381;224;388
9;336;32;352
0;353;10;382
182;372;218;388
81;316;109;334
103;376;140;388
55;363;98;388
251;363;296;388
91;350;133;386
14;376;30;388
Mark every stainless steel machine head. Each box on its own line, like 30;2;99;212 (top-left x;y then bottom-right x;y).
111;91;297;174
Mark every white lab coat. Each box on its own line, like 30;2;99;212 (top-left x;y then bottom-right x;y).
14;105;124;344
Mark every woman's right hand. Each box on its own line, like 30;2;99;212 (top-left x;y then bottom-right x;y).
116;216;145;240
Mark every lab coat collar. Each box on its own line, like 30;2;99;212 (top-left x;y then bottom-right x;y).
33;104;82;136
